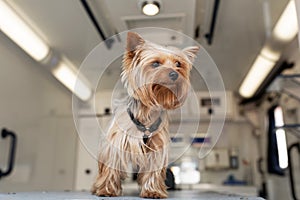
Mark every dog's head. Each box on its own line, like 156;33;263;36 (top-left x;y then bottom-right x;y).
122;32;199;110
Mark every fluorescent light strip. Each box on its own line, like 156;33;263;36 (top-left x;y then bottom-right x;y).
273;0;298;42
239;0;298;98
275;129;288;169
52;62;92;101
0;0;49;61
239;54;275;98
260;46;281;61
274;106;284;127
274;106;288;169
0;1;91;101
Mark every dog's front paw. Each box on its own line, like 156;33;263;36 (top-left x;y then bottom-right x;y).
140;191;168;199
92;188;119;197
92;185;120;197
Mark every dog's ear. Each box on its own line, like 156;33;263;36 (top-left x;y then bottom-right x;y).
126;32;145;52
182;46;200;63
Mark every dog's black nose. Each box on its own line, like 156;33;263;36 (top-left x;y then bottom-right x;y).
169;71;179;81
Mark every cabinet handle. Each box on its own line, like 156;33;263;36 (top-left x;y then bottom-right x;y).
0;128;17;179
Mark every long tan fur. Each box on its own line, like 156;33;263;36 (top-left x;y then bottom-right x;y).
92;32;199;198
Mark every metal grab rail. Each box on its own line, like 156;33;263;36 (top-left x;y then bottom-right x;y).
205;0;220;45
288;142;300;200
80;0;115;49
0;128;17;179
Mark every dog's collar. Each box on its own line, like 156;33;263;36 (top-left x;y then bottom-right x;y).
127;108;162;141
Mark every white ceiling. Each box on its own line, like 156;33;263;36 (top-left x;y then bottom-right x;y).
7;0;290;92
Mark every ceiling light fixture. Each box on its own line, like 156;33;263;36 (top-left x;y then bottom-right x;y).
260;46;281;61
142;1;160;16
0;0;49;61
0;0;92;101
239;0;298;99
273;0;298;42
239;52;276;98
52;60;92;101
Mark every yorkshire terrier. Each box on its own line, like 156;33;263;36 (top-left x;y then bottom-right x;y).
92;32;199;198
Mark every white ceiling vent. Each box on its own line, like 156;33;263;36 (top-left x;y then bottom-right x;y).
122;14;186;46
123;14;185;31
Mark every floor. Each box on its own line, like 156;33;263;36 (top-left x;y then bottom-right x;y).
0;190;265;200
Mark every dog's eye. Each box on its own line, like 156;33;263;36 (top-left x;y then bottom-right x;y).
175;61;181;68
152;61;160;68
